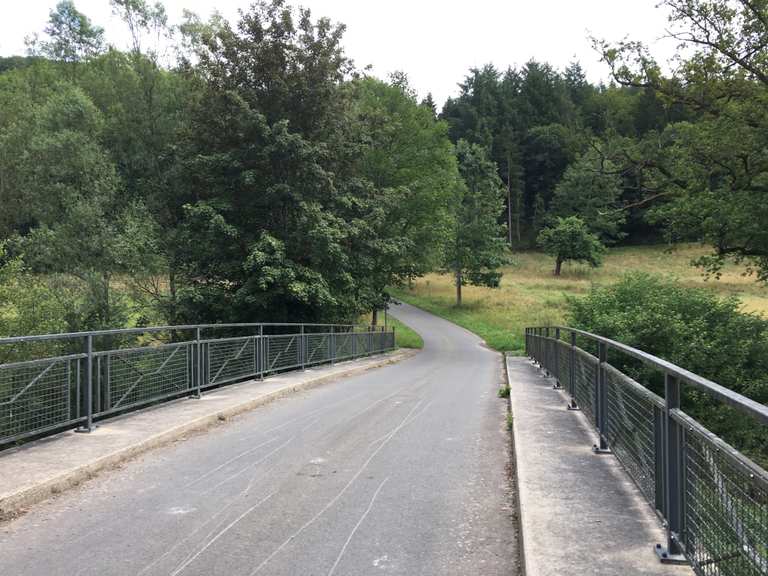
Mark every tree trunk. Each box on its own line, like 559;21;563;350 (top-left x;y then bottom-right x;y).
507;156;513;245
168;267;178;325
372;308;378;326
455;270;463;306
554;257;563;276
515;183;521;243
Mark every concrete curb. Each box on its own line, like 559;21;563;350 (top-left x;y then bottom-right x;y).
0;348;419;521
504;352;529;576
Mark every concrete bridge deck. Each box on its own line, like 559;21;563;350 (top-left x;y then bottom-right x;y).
0;304;517;576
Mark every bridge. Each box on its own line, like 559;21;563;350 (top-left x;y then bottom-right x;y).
0;304;764;576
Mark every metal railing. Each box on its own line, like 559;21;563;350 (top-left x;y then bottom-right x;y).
526;326;768;576
0;322;396;448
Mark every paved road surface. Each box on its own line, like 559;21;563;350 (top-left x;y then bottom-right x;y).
0;303;516;576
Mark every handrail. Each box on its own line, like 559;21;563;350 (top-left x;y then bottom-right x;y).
0;322;391;346
527;325;768;425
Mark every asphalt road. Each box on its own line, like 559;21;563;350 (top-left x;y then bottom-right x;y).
0;303;517;576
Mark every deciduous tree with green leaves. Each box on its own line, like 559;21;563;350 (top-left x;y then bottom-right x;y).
444;140;508;306
537;216;605;276
35;1;104;65
549;149;626;243
597;0;768;281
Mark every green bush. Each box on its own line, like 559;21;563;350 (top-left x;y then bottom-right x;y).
568;272;768;466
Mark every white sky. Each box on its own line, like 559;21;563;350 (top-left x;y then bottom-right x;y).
0;0;677;106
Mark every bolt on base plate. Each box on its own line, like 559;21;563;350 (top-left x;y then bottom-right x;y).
654;544;687;565
591;444;611;455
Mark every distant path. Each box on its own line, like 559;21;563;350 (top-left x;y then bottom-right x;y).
0;302;517;576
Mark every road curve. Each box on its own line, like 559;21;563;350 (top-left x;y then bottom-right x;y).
0;303;517;576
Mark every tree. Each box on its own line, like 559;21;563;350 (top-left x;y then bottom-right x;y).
37;1;104;64
522;123;579;232
537;216;605;276
549;149;626;243
14;85;162;329
349;77;460;322
445;140;508;305
596;0;768;281
168;1;373;323
110;0;168;56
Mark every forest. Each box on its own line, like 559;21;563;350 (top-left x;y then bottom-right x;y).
0;0;766;339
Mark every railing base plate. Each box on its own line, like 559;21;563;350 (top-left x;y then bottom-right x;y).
591;445;611;455
654;544;687;565
75;425;97;434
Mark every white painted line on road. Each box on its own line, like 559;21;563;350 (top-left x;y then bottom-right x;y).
326;476;390;576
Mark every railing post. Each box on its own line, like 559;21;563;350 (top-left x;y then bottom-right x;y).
330;326;335;365
76;334;95;433
194;327;202;398
524;328;528;357
543;327;549;375
568;331;578;410
300;325;306;370
592;341;610;453
259;325;265;380
655;373;687;563
553;328;562;389
527;328;532;358
537;328;542;364
392;325;396;350
653;404;664;512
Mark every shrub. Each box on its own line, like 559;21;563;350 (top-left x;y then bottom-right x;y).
568;272;768;465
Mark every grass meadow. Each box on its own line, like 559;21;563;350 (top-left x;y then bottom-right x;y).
391;244;768;353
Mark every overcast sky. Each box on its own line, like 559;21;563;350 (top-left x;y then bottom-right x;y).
0;0;677;106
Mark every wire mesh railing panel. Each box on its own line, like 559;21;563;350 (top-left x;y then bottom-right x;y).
384;331;395;351
573;347;597;425
683;421;768;576
267;335;300;372
102;343;190;412
556;340;570;388
0;323;394;448
605;364;661;507
0;356;81;442
306;334;330;366
334;333;354;360
207;337;257;386
355;333;370;356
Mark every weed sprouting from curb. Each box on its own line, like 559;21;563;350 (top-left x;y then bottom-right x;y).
506;413;514;431
498;384;510;398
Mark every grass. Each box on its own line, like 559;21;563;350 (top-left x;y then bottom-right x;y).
391;243;768;354
359;312;424;349
387;315;424;349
